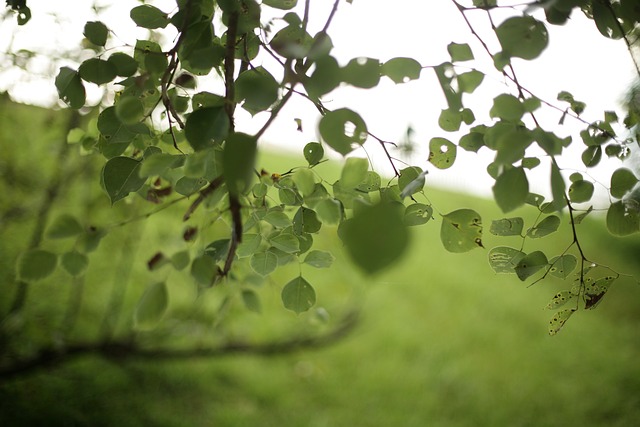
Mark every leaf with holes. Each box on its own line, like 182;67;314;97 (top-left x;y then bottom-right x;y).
428;138;456;169
102;157;146;204
281;276;316;314
548;308;575;336
440;209;483;253
490;217;524;236
343;57;380;88
545;291;575;310
381;57;422;83
549;254;577;279
319;108;368;156
514;251;548;281
488;246;525;274
606;201;640;236
303;142;324;165
585;276;616;309
404;203;433;226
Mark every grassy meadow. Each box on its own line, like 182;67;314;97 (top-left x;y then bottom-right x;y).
1;97;640;426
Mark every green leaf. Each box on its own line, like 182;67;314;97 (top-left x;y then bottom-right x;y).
341;203;409;274
281;276;316;314
610;168;638;198
224;132;257;196
97;107;138;145
17;249;58;282
566;176;594;203
84;21;109;46
440;209;483;253
340;157;369;188
293;168;316;197
582;145;602;167
493;167;529;213
134;282;169;330
585;276;616;310
79;58;117;85
108;53;138;77
496;16;549;60
488;246;525;274
458;70;484;93
235;67;279;115
397;168;424;199
270;233;300;253
185;107;229;151
428;138;456;169
130;5;169;29
190;255;221;287
304;142;324;166
514;251;548;281
549;255;577;279
270;24;313;59
438;109;462;132
490;217;524;236
459;132;484;152
381;57;422;83
102;157;146;204
447;42;474;62
115;96;145;125
293;207;322;234
606;201;640;236
490;94;524;122
303;250;335;268
319;108;368;156
61;251;89;277
242;289;262;313
527;215;561;238
545;291;575;310
404;203;433;226
263;0;297;9
550;162;566;211
343;57;380;88
236;233;262;258
264;211;292;228
315;198;342;225
47;214;83;239
548;308;575;336
171;250;190;270
592;0;624;39
55;67;86;109
250;251;279;276
356;171;381;193
139;153;180;178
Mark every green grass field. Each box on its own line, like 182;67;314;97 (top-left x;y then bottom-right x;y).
1;97;640;426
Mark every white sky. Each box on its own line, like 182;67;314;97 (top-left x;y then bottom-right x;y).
0;0;637;200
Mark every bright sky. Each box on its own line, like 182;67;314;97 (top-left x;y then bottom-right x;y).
0;0;636;200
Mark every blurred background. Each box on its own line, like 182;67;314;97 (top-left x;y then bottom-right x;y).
2;1;640;426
